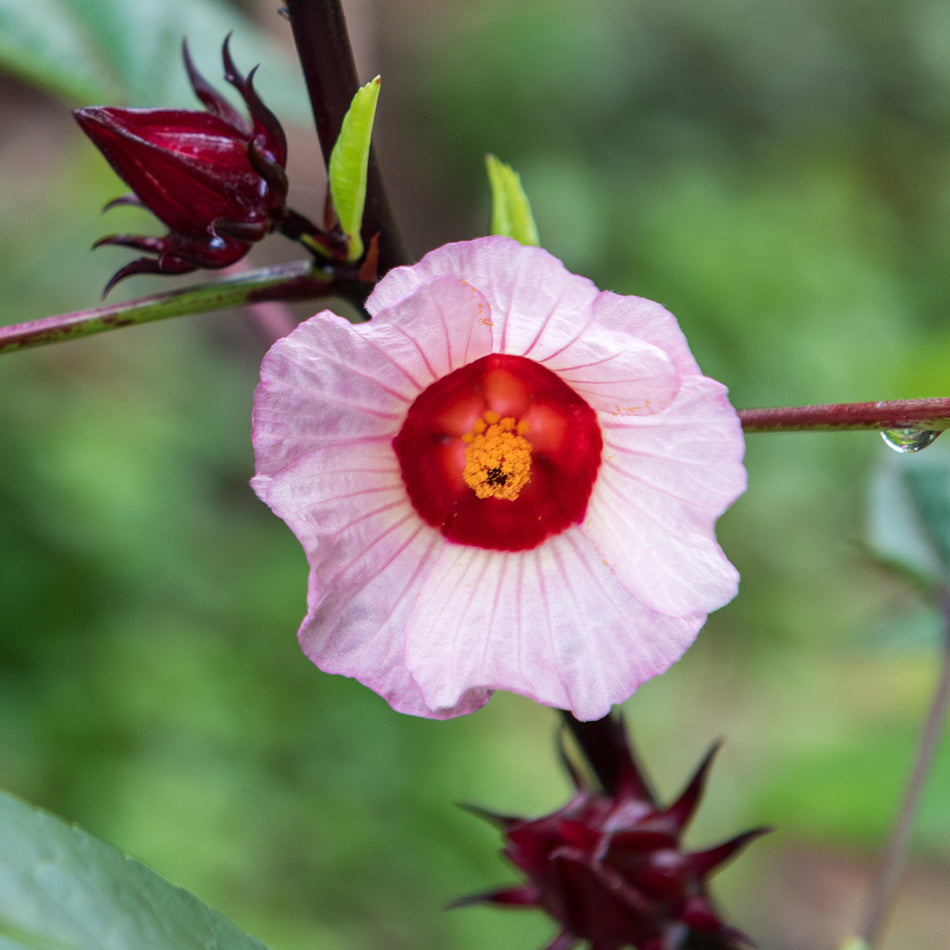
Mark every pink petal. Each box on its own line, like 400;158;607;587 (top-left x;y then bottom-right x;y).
545;326;679;417
403;528;703;721
252;277;494;481
261;437;491;719
599;376;747;519
370;238;681;416
582;376;745;616
367;236;601;356
252;279;499;718
365;275;495;383
302;516;493;719
591;289;702;377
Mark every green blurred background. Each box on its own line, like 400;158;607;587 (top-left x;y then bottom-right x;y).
2;0;950;947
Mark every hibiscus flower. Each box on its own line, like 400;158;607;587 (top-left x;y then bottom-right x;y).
251;236;745;720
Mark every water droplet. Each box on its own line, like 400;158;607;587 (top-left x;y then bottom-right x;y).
880;428;943;453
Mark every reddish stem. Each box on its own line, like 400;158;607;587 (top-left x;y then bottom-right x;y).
0;261;366;353
739;398;950;433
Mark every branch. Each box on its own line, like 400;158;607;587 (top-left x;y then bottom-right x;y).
0;261;367;354
739;399;950;434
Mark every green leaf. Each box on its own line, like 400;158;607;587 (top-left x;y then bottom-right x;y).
868;440;950;589
328;77;381;262
0;788;270;950
485;154;540;246
0;0;309;124
837;940;871;950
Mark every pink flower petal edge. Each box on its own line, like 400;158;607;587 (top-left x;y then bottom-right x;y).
252;236;746;720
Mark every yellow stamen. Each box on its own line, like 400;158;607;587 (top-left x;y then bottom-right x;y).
462;413;533;501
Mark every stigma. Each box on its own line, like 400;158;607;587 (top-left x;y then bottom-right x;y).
462;411;532;500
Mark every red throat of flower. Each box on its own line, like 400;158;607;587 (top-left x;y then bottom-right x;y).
393;354;603;551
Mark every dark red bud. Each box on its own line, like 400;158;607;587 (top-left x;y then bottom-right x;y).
74;35;291;294
456;716;766;950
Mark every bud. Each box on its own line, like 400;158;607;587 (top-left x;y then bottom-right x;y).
455;717;768;950
74;37;290;293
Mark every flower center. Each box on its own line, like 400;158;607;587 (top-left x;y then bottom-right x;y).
462;412;533;501
393;353;602;552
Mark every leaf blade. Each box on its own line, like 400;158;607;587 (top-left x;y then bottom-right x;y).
485;154;540;246
868;441;950;590
0;789;270;950
0;0;310;124
328;76;382;262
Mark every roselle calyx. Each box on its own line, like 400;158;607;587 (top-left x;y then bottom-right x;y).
456;716;768;950
74;37;317;294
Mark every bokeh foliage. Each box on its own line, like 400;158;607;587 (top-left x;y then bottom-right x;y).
2;0;950;947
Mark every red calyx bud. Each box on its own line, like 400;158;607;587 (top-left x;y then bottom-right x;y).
455;717;769;950
74;36;291;294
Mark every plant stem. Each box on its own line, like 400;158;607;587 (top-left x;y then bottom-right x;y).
739;399;950;433
0;260;365;354
857;592;950;947
284;0;408;273
561;712;625;795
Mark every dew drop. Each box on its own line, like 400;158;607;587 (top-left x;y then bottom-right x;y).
880;428;942;453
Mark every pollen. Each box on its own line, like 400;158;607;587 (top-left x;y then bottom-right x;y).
461;413;533;500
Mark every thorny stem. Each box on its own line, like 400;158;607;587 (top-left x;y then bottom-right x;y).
283;0;408;273
0;260;368;353
857;591;950;948
739;399;950;433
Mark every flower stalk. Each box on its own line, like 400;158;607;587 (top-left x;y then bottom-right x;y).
0;260;369;353
283;0;407;273
561;711;648;797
